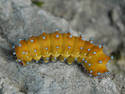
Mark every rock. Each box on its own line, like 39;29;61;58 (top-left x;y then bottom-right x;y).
42;0;125;93
0;0;124;94
41;0;81;21
0;73;24;94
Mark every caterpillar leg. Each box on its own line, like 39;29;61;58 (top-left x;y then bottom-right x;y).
59;56;67;63
43;57;50;63
66;56;75;64
51;56;58;62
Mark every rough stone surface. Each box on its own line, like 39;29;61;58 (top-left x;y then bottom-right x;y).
0;0;125;94
42;0;125;93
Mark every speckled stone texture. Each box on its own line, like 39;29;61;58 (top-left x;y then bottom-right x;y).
0;0;124;94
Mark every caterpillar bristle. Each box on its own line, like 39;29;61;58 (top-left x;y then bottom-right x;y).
111;56;114;60
13;52;16;55
35;61;39;63
26;62;30;65
55;28;61;32
18;39;22;42
108;60;111;63
12;45;15;49
99;44;103;48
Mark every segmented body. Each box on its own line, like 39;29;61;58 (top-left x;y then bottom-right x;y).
14;31;111;76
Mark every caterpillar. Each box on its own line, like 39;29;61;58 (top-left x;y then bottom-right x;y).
13;31;113;77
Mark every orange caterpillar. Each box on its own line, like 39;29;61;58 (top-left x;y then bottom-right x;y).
13;31;113;77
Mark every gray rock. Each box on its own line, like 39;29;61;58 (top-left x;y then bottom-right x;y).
0;0;124;94
42;0;125;93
